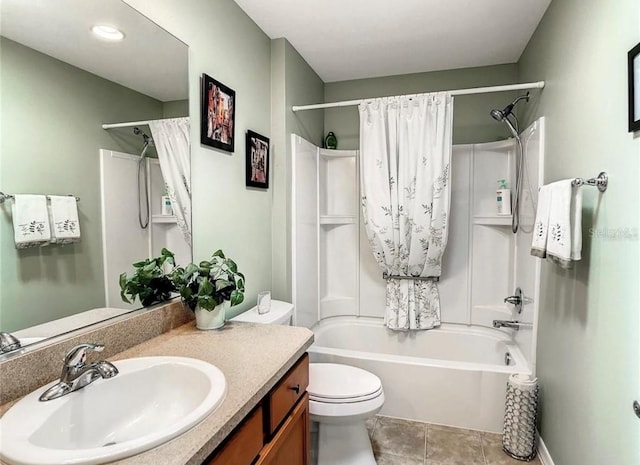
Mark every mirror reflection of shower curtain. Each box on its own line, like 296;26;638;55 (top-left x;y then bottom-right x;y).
149;117;192;245
359;93;453;330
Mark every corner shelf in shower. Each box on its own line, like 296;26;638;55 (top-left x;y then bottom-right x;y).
320;294;355;303
319;148;357;158
320;215;357;225
151;215;177;224
472;215;512;226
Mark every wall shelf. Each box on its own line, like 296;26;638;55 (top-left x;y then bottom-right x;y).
151;215;177;224
320;294;356;304
473;216;512;226
319;148;357;158
320;215;357;225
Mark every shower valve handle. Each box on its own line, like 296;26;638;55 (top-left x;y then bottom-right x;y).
504;296;521;305
504;287;524;314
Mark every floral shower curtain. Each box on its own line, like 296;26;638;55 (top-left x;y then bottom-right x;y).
359;93;453;330
149;117;192;245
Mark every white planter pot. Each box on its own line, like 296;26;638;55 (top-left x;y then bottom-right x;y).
194;302;227;330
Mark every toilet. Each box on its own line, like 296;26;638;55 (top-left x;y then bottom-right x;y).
308;363;384;465
232;300;385;465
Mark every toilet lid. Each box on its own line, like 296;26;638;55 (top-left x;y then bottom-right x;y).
309;363;382;400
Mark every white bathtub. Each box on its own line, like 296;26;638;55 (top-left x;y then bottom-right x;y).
308;316;530;432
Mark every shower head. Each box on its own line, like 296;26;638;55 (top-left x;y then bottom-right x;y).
490;92;530;122
133;126;154;150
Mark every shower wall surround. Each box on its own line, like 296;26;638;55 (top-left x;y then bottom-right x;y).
293;118;544;368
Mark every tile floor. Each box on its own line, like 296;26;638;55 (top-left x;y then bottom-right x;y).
311;415;542;465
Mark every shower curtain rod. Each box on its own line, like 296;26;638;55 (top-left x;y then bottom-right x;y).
101;118;164;129
291;81;545;112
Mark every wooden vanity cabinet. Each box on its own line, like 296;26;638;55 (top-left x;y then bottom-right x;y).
204;354;309;465
255;392;309;465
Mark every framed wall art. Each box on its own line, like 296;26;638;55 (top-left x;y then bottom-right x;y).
629;42;640;132
201;73;236;151
245;130;270;189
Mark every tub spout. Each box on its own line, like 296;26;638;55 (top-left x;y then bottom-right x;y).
493;320;533;331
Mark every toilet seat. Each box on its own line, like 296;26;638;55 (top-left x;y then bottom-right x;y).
310;386;384;404
309;363;382;402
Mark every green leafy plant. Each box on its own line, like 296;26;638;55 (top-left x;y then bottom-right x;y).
119;248;177;307
172;249;245;311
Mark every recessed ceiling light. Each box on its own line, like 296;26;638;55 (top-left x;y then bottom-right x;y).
91;25;125;41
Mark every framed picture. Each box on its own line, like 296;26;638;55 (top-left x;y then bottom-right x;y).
629;42;640;132
201;73;236;151
246;130;270;189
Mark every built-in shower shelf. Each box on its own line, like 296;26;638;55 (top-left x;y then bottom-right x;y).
473;216;512;226
151;215;177;224
320;215;357;225
320;294;355;303
319;148;357;158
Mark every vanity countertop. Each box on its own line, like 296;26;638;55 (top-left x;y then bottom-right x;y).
0;320;314;465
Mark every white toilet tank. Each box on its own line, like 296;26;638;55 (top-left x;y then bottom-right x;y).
231;300;294;326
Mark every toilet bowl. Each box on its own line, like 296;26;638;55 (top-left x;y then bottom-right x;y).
231;301;384;465
309;363;384;465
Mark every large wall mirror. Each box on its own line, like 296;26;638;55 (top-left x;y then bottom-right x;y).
0;0;190;354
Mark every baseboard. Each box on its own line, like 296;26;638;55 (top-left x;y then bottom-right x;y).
537;434;555;465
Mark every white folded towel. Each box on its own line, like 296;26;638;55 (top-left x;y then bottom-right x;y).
49;195;81;244
12;195;51;248
530;180;582;269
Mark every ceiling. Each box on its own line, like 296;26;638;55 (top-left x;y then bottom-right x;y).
233;0;552;82
1;0;188;102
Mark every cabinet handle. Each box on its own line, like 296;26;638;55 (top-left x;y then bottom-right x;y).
290;384;300;394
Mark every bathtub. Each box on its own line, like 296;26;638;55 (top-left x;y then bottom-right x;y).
308;316;530;432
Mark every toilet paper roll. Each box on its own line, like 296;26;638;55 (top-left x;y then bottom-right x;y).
509;373;538;391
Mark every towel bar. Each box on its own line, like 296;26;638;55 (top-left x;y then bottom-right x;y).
383;273;440;282
0;192;80;204
571;172;608;192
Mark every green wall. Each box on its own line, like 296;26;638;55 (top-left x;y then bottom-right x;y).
323;64;521;149
518;0;640;463
0;37;164;332
162;99;189;118
270;38;324;302
123;0;273;319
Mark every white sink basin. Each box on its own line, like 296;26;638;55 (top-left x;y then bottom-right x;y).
0;356;227;465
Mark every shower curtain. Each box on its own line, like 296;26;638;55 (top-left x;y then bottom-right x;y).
359;93;453;330
149;117;192;245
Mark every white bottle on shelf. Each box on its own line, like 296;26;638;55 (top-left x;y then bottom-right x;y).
161;184;173;216
496;180;511;216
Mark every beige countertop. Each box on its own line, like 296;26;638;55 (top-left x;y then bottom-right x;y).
0;320;314;465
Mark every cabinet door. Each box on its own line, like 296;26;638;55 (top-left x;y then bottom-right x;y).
204;407;264;465
256;393;309;465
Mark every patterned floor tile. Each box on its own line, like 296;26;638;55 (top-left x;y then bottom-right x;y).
481;433;542;465
371;416;427;460
427;423;484;465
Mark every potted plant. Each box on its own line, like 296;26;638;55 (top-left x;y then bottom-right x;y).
172;249;245;330
119;248;176;307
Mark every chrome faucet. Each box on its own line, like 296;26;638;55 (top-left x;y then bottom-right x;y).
39;343;119;402
493;320;533;331
503;287;523;313
0;332;21;353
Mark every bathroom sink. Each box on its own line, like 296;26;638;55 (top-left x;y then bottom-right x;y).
0;356;227;465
